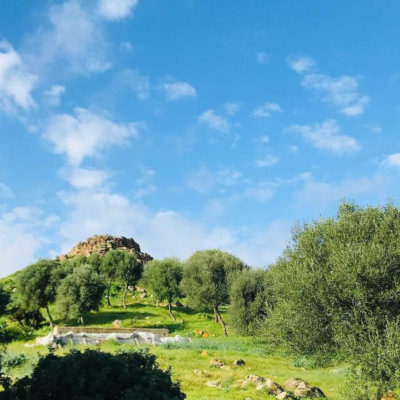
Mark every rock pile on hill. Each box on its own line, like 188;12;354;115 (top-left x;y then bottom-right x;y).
60;235;153;263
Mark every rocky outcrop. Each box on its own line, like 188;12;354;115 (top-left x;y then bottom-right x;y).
60;235;152;263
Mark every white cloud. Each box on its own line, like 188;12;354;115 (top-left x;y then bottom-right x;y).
198;109;229;132
253;102;282;118
381;153;400;168
302;73;369;116
44;85;65;106
133;166;157;199
288;119;361;154
187;167;242;194
288;56;316;73
120;41;133;52
161;81;197;101
244;182;275;202
223;102;241;116
60;167;110;189
0;40;37;113
42;107;138;166
0;206;59;278
27;0;111;74
255;154;280;168
98;0;138;21
256;52;270;64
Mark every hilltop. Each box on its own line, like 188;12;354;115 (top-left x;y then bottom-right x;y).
59;234;153;263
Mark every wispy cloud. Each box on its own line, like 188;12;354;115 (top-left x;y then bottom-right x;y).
288;56;316;73
223;102;241;116
255;154;280;168
253;102;282;118
0;40;37;113
302;73;369;116
160;80;197;101
97;0;138;21
42;107;138;166
198;109;229;132
287;119;361;154
60;167;110;189
44;85;65;106
381;153;400;168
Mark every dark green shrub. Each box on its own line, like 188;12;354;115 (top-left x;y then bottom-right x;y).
1;349;185;400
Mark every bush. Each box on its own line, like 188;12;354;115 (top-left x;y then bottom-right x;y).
1;348;185;400
263;203;400;359
229;269;270;335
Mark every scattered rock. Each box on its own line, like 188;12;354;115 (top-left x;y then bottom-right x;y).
194;369;211;377
256;378;284;395
210;358;225;368
382;392;395;400
135;286;146;293
285;378;307;390
241;374;266;388
112;320;122;329
232;359;245;367
294;381;326;398
276;392;290;400
173;301;184;308
205;380;222;389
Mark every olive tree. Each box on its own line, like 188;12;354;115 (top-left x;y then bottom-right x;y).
101;250;125;306
142;258;183;320
229;269;270;335
56;265;105;325
117;252;143;309
15;259;60;326
181;249;246;336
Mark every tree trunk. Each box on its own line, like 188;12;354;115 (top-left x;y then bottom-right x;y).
214;306;227;336
107;282;111;306
45;305;53;327
168;302;176;321
80;316;84;325
213;307;220;323
123;286;128;309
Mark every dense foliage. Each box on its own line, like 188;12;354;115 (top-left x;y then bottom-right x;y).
181;249;246;335
15;260;60;326
56;265;105;324
0;349;185;400
142;258;183;320
229;269;269;335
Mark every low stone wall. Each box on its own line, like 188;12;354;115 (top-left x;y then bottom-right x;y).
54;326;169;337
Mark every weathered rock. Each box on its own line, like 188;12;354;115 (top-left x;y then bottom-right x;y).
382;391;395;400
60;235;152;263
194;369;211;377
205;380;222;389
285;378;307;390
210;358;225;368
241;375;266;388
256;378;284;395
232;359;245;367
112;319;122;329
276;392;290;400
294;381;326;398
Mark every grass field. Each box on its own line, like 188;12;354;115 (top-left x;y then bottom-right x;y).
4;295;349;399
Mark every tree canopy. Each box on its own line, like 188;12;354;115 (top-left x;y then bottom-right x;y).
15;259;60;326
142;258;183;320
181;249;246;336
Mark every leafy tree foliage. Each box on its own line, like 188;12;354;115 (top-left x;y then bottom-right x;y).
56;265;105;324
117;252;143;309
142;258;183;320
101;250;126;306
15;259;60;326
264;202;400;358
1;349;185;400
229;269;270;335
181;249;246;336
0;287;10;316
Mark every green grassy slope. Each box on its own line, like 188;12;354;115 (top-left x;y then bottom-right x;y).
5;296;348;399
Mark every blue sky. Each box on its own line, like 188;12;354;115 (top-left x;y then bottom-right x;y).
1;0;400;277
